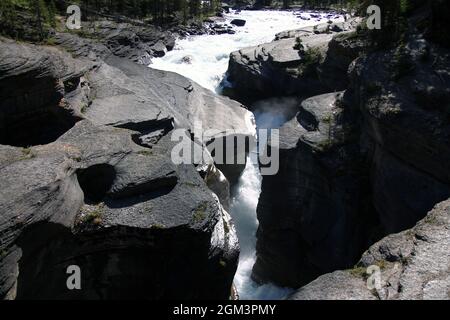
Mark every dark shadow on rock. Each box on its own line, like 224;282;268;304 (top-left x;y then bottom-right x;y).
105;177;178;207
77;164;117;204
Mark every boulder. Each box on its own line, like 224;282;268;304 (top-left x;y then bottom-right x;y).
228;33;330;103
227;24;364;104
180;55;194;64
0;120;239;300
230;19;246;27
0;34;254;299
0;39;92;147
222;3;231;14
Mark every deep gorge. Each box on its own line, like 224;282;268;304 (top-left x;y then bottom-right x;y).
0;1;449;301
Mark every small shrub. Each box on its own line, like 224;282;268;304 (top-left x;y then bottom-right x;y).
294;36;304;51
137;150;153;156
299;46;323;75
79;204;105;226
391;44;414;80
348;266;367;278
45;37;56;46
223;219;230;234
80;103;88;114
322;114;332;123
193;202;208;223
20;147;35;160
424;214;438;225
376;259;388;270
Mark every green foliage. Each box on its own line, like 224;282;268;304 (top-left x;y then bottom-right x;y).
20;147;35;160
80;204;104;226
348;266;367;278
0;0;18;37
223;218;230;234
305;47;323;64
47;0;57;28
137;149;153;156
0;0;223;40
322;114;332;123
80;102;90;114
69;0;221;23
192;201;208;223
424;214;438;225
45;36;57;45
293;36;304;51
399;0;410;14
299;46;323;74
391;43;414;80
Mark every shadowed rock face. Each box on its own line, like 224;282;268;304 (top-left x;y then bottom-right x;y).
253;92;376;287
250;8;450;291
1;121;236;300
0;34;253;299
290;199;450;300
0;41;88;147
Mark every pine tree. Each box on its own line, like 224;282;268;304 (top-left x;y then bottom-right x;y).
0;0;18;37
47;0;57;28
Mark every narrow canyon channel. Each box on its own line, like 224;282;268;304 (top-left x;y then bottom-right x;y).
151;10;343;300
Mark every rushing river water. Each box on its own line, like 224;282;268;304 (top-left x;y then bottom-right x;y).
151;10;343;300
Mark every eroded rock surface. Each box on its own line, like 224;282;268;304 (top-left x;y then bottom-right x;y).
68;20;176;65
290;199;450;300
253;92;373;287
250;8;450;293
227;19;364;103
0;33;254;299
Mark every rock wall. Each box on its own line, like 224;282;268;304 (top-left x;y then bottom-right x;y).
239;7;450;292
253;92;376;287
290;199;450;300
0;34;254;299
227;20;364;104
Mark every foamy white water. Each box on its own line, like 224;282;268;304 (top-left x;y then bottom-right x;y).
152;10;343;92
151;10;343;300
229;151;294;300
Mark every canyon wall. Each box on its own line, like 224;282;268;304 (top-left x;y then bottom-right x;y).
0;33;253;299
227;3;450;295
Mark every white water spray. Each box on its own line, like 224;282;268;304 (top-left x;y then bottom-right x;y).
151;10;343;300
151;10;341;92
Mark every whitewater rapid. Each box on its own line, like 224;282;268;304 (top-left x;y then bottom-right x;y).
151;10;341;92
151;10;342;300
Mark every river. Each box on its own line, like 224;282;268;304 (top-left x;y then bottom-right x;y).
151;9;343;300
